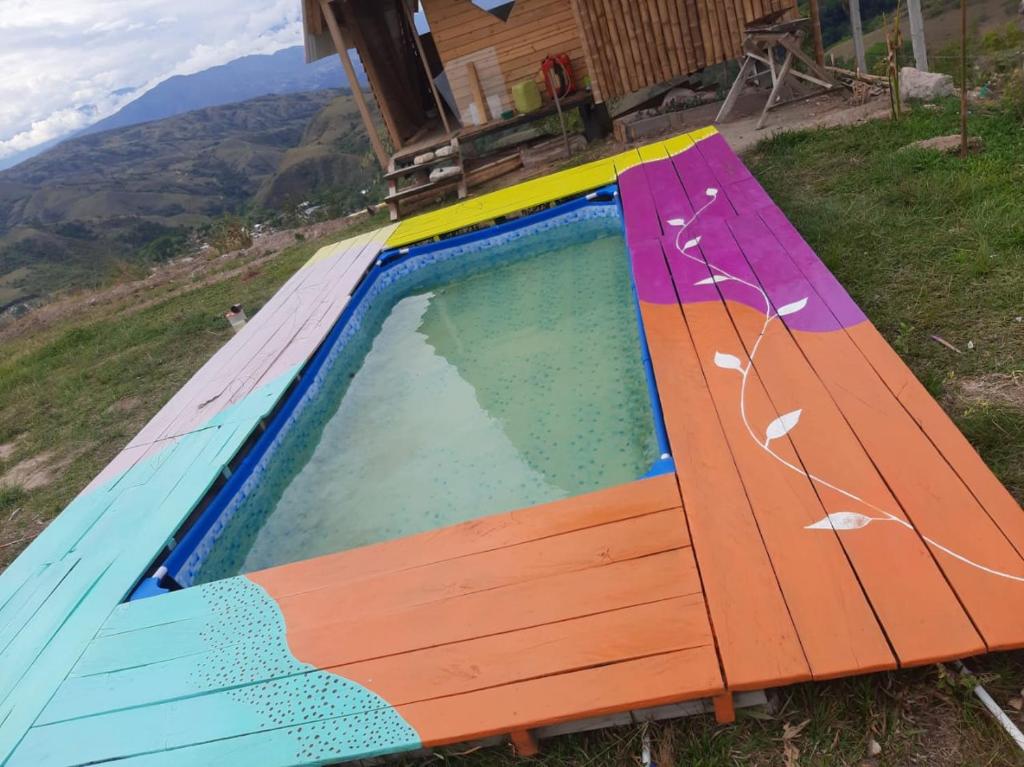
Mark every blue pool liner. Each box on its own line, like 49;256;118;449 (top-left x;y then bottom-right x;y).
134;187;673;600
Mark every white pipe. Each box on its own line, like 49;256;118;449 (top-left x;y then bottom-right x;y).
956;661;1024;752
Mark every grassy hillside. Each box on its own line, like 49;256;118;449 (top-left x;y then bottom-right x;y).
0;90;380;305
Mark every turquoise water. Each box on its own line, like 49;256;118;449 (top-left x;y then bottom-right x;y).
193;215;658;582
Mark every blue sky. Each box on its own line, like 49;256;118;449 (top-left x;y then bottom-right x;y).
0;0;305;161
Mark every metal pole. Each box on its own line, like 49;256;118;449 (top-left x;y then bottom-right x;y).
961;0;968;158
907;0;929;70
850;0;867;73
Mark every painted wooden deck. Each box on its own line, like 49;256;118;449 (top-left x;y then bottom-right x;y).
2;127;1023;766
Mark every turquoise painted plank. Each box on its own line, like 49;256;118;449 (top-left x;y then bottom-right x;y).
0;370;299;764
14;579;418;767
0;563;45;630
0;558;78;655
96;581;218;636
20;712;421;767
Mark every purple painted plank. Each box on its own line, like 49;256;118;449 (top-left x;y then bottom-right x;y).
727;215;851;333
617;166;663;247
630;236;679;307
758;206;868;329
695;133;753;186
670;148;737;221
638;154;695;226
725;178;774;214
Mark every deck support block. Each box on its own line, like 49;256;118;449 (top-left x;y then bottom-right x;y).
713;693;736;725
510;729;539;757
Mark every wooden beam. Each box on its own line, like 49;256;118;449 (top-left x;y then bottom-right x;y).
907;0;929;70
807;0;825;67
400;0;452;135
849;0;867;73
466;61;490;125
510;729;539;757
318;0;389;170
713;693;736;725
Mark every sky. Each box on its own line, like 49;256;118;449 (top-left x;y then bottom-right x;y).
0;0;306;162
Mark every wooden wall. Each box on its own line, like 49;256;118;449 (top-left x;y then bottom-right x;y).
421;0;589;125
573;0;797;100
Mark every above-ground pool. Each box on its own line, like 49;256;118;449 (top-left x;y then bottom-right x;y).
160;195;667;589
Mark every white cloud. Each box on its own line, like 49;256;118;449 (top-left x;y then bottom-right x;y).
0;0;304;160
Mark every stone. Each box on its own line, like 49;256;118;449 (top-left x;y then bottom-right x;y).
662;87;697;110
900;134;984;154
899;67;955;101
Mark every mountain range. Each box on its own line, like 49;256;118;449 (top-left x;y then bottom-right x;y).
0;46;368;172
0;47;380;309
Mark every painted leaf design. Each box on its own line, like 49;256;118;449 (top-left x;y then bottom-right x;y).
714;352;743;371
765;409;802;442
684;237;702;249
805;512;874;531
777;297;808;317
667;218;687;227
705;187;719;197
695;275;729;286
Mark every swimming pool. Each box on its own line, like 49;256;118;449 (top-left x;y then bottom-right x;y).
154;194;669;591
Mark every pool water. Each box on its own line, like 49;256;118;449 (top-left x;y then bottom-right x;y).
188;209;659;583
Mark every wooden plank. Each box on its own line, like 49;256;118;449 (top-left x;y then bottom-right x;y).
404;648;723;746
758;204;1024;563
669;213;983;667
270;548;702;667
661;238;895;678
100;474;681;636
76;509;689;676
727;213;1024;652
620;205;809;686
386;155;618;247
45;596;707;726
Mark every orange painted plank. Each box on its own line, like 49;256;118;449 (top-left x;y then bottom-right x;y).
339;596;714;705
674;221;983;667
731;220;1024;651
403;647;723;746
846;323;1024;563
669;295;895;677
272;548;701;668
633;275;809;687
267;508;689;633
249;474;681;598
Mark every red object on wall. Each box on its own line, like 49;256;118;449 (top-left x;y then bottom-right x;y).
541;54;576;99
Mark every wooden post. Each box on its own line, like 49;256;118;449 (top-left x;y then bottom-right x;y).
510;729;539;757
467;62;490;125
713;693;736;724
907;0;929;71
849;0;867;73
400;0;452;135
808;0;825;67
961;0;968;158
318;0;389;170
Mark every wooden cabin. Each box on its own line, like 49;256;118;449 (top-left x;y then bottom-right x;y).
301;0;796;216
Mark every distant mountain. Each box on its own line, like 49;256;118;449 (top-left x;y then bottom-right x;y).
0;90;379;304
0;47;367;171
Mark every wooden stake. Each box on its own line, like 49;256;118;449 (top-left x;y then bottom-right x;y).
510;729;539;757
907;0;929;70
400;0;452;136
808;0;825;67
850;0;867;73
713;693;736;724
961;0;968;158
318;0;389;170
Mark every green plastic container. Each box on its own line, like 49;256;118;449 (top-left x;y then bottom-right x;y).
512;79;542;114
